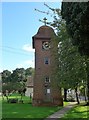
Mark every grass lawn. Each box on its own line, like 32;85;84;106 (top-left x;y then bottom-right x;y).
1;94;63;119
63;103;89;118
1;94;89;119
2;103;61;118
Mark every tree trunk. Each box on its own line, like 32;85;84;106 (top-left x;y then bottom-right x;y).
86;77;89;105
84;86;87;102
75;87;80;104
6;95;9;102
64;88;67;101
20;93;23;101
85;56;89;105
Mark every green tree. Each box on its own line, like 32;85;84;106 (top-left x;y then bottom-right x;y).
1;67;34;93
25;67;34;77
2;82;22;92
61;2;89;105
10;68;26;82
52;18;87;103
1;70;11;83
61;2;89;56
2;68;26;92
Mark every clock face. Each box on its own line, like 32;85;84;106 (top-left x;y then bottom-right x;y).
42;42;50;50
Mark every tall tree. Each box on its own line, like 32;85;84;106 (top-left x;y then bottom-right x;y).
61;2;89;105
53;18;87;103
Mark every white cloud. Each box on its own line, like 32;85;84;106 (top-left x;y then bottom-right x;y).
22;44;35;52
18;44;35;69
0;68;3;73
16;60;34;69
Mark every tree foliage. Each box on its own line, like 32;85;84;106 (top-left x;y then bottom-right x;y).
61;2;89;104
25;67;34;77
61;2;89;56
57;28;87;89
51;18;86;91
10;68;25;82
2;70;11;83
1;67;34;92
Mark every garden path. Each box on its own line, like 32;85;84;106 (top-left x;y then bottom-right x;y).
44;102;77;119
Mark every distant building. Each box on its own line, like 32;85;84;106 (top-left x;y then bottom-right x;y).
25;76;33;97
67;89;76;99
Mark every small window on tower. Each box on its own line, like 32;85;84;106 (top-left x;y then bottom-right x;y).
45;77;50;83
44;57;49;64
47;89;50;93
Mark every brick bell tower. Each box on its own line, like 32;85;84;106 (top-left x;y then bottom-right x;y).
32;23;63;106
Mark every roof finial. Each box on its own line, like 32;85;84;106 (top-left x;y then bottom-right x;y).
39;17;47;26
43;17;47;26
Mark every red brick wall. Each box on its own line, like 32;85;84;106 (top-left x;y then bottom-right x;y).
32;26;63;106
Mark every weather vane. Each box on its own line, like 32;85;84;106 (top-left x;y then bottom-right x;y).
39;17;47;26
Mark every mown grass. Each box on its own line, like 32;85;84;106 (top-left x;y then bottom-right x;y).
2;94;84;119
0;94;78;120
63;103;89;118
1;94;63;119
2;103;61;118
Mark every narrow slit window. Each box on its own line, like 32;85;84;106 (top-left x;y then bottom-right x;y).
44;57;49;64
